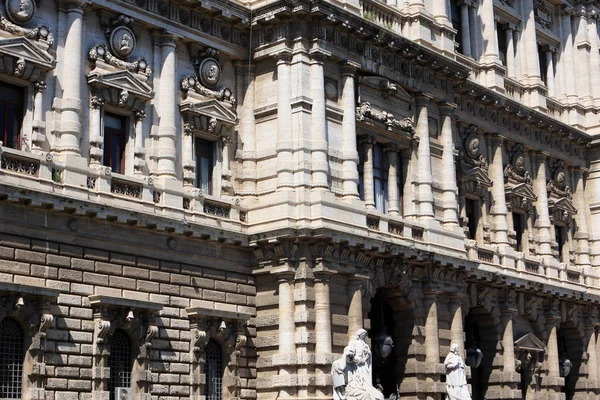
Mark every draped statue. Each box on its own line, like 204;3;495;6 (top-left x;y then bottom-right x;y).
445;344;472;400
332;329;384;400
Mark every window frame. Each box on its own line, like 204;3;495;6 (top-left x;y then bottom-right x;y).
0;317;26;400
204;339;224;400
194;136;216;195
102;112;129;175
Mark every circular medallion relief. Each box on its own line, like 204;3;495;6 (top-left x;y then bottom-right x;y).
324;80;337;100
110;26;136;59
6;0;36;25
198;58;221;88
466;134;480;158
556;171;566;189
513;153;526;174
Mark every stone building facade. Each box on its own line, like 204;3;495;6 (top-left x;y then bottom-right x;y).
1;0;600;400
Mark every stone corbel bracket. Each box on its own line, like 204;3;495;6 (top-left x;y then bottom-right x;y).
356;102;415;134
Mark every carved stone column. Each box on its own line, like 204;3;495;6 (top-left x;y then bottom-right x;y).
424;292;440;366
182;122;194;187
236;62;257;195
310;52;329;190
275;52;294;190
520;0;541;84
314;270;332;398
573;167;591;267
385;143;400;216
505;25;516;78
574;6;592;103
480;0;500;64
156;33;178;179
347;278;364;338
133;110;146;177
533;152;552;256
414;93;434;219
221;135;233;196
341;63;359;199
588;11;600;105
89;95;104;166
500;309;516;374
560;8;577;102
31;81;47;154
490;135;509;245
458;1;472;57
546;321;561;379
585;325;599;389
190;318;209;400
439;102;458;228
544;48;556;97
360;135;375;209
449;296;465;356
55;0;84;155
277;271;296;397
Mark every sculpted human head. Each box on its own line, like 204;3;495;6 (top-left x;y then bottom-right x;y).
355;329;368;341
451;343;460;354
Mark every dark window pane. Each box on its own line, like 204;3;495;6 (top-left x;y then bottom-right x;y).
204;339;223;400
108;329;133;400
0;318;25;399
103;113;127;173
195;138;214;194
0;82;24;150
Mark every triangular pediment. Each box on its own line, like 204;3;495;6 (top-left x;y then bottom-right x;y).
180;99;238;125
462;167;493;187
551;196;577;214
87;70;153;99
0;36;54;69
514;332;546;352
507;182;537;201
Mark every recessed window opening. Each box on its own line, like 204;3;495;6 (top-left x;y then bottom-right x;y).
0;317;25;399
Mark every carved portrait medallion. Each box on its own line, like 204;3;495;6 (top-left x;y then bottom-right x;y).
110;26;136;59
466;133;480;158
555;170;566;189
6;0;36;25
513;153;526;174
198;57;221;88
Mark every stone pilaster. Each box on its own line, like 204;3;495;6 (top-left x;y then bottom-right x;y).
574;5;592;104
544;47;556;98
560;7;578;103
310;51;329;191
156;33;178;179
458;1;472;57
480;0;499;64
501;310;516;374
341;63;360;199
585;325;599;393
276;271;296;398
54;0;85;155
314;270;332;398
359;135;375;209
520;0;542;84
489;135;509;245
505;24;516;78
275;52;294;190
439;102;458;228
89;95;104;166
133;110;146;177
385;143;400;216
546;321;562;381
588;10;600;106
588;160;600;265
424;292;441;400
414;93;434;219
449;295;465;356
533;152;552;257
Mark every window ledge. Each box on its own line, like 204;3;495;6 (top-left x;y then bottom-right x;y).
0;282;61;297
186;306;254;321
89;294;163;311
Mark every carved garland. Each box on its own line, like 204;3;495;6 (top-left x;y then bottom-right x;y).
356;102;415;133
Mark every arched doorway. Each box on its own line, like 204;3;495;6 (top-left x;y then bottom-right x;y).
465;309;499;400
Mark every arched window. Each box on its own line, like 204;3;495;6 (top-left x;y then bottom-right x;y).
108;329;133;400
204;339;223;400
0;317;25;399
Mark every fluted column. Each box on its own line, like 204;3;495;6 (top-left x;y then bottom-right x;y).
521;0;541;83
544;48;556;97
459;1;472;57
156;34;178;179
360;135;375;209
310;52;329;190
439;103;458;228
490;135;509;245
574;6;592;103
236;63;257;195
588;11;600;105
533;152;552;256
573;168;591;267
505;24;516;78
560;8;578;102
276;52;294;189
385;144;400;216
347;279;364;337
277;271;296;398
341;63;359;199
56;0;84;155
415;93;434;219
31;81;46;153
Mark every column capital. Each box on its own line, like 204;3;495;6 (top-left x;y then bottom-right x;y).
505;22;516;31
58;0;89;12
437;101;457;115
560;5;574;16
531;150;550;161
233;60;256;74
309;48;331;64
358;134;374;145
414;92;434;106
384;143;399;153
272;50;293;64
153;31;181;46
340;61;361;76
489;133;507;145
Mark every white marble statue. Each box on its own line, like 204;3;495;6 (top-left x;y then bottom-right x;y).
445;344;472;400
332;329;384;400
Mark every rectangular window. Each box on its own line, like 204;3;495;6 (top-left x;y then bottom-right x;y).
358;143;365;201
103;113;127;174
497;23;508;66
555;225;566;261
538;44;547;85
450;0;463;55
195;138;213;195
465;198;478;240
373;143;387;213
513;212;525;252
0;81;24;150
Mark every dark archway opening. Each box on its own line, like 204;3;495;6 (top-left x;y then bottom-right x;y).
465;309;497;400
558;324;583;400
